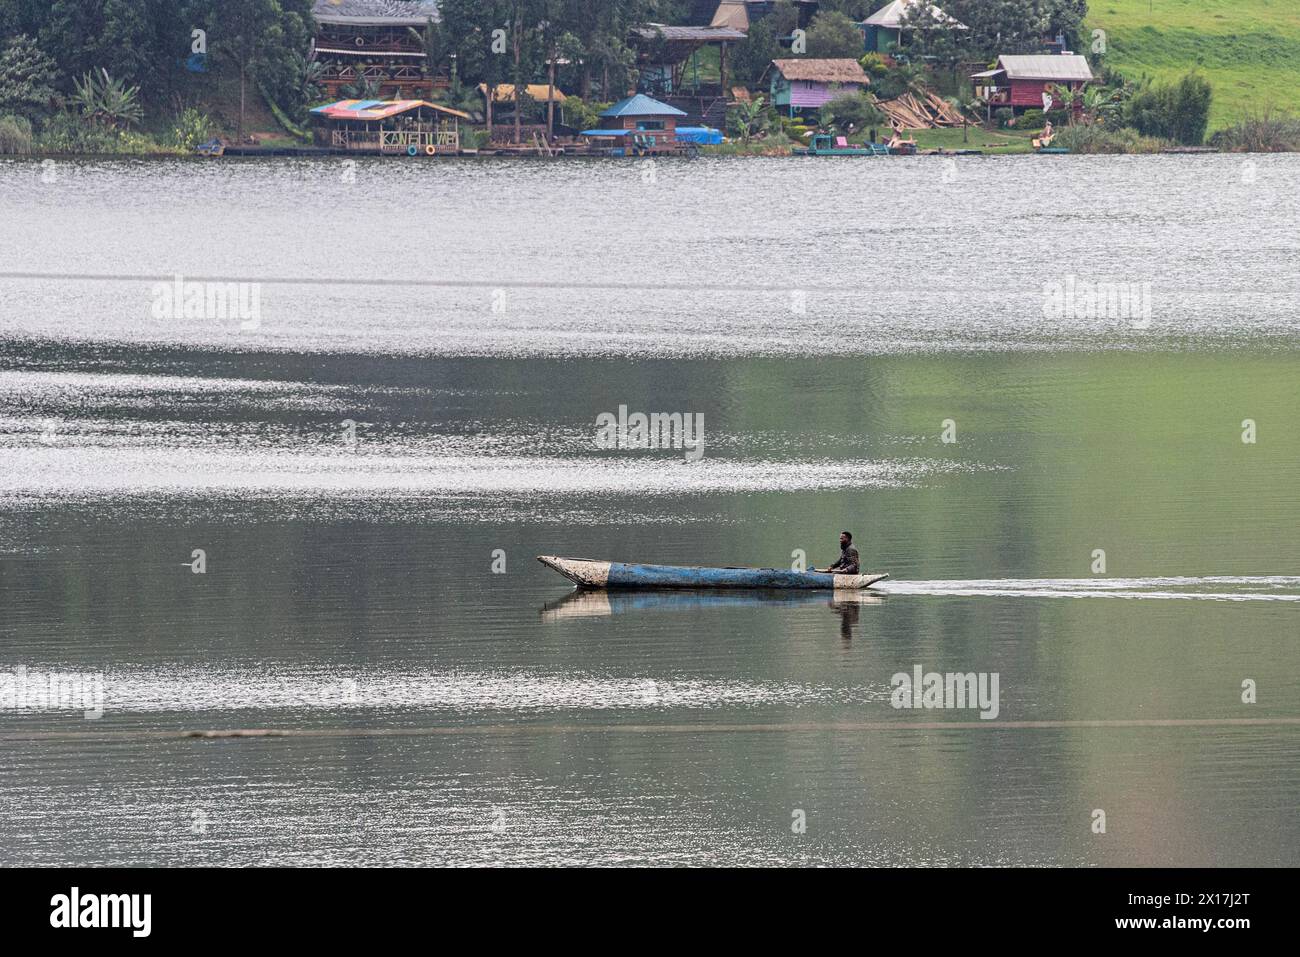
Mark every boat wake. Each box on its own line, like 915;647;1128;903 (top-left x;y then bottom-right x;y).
873;576;1300;602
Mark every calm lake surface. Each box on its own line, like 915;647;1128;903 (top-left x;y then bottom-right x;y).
1;155;1298;866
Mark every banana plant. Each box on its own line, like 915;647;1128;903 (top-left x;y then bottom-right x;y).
72;69;143;129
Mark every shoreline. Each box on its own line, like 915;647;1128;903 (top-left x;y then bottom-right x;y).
9;145;1282;160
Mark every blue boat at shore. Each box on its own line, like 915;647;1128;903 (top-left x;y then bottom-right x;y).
538;555;888;591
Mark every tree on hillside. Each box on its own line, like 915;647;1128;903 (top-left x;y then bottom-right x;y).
757;0;799;42
0;0;52;39
244;0;316;114
34;0;180;99
506;0;546;143
0;33;57;118
572;0;653;100
437;0;684;106
1;0;199;107
732;17;780;87
814;0;875;19
901;3;962;64
537;2;582;137
204;0;283;141
943;0;1089;58
440;0;511;129
804;11;864;59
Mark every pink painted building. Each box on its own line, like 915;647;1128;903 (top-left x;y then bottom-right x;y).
769;58;871;116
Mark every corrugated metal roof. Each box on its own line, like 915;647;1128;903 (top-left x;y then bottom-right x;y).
996;54;1093;82
862;0;965;30
313;0;439;27
600;94;688;118
632;23;747;42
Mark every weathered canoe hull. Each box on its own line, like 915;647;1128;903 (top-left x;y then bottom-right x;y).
537;556;888;591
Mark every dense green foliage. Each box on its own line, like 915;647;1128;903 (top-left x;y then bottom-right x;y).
1051;123;1166;153
730;18;779;87
1124;73;1213;146
0;109;32;151
907;0;1089;58
0;33;55;116
803;11;864;59
1208;109;1300;152
819;91;884;135
0;0;314;144
433;1;680;102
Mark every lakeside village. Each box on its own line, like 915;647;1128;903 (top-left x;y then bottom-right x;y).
0;1;1290;160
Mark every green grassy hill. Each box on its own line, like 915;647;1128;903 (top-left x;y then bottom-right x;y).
1088;0;1300;130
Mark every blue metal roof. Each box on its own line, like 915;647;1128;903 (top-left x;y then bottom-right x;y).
599;94;687;119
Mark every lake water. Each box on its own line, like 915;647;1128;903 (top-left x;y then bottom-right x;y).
1;155;1298;866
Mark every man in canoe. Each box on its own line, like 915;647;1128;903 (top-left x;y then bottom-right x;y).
814;531;860;576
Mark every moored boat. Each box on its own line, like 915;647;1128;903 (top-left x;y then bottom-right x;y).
793;133;887;157
538;555;888;591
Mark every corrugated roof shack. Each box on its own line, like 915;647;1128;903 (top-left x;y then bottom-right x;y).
860;1;967;54
580;94;690;156
311;0;443;100
972;54;1094;113
310;99;469;154
768;59;870;117
631;24;746;95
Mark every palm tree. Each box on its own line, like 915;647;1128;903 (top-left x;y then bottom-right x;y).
895;62;930;99
1049;83;1080;125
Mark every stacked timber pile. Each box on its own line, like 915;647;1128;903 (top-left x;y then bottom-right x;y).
877;91;968;129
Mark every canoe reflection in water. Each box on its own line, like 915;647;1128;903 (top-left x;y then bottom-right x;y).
541;588;883;638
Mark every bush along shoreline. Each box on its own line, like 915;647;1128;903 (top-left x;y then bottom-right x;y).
1209;111;1300;153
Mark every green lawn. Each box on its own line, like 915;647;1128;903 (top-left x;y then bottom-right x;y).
1088;0;1300;130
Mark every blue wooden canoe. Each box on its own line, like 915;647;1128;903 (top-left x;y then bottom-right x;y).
538;555;888;591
